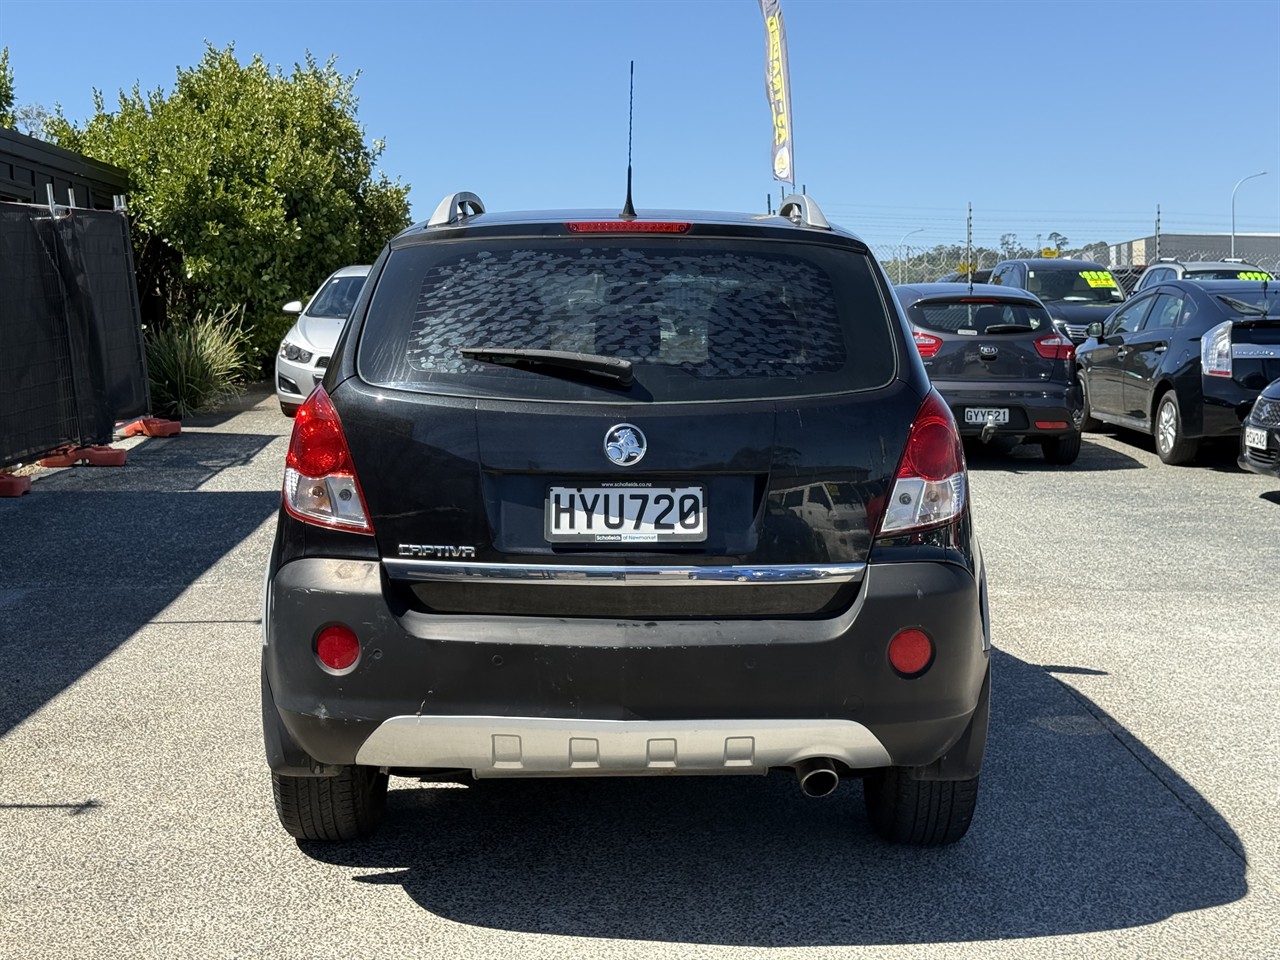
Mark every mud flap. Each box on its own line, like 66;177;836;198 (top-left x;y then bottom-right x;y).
262;661;340;777
908;661;990;781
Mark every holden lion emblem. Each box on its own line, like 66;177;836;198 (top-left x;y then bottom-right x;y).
604;424;647;466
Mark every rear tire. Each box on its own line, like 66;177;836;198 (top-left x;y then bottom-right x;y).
863;769;980;845
1154;392;1198;465
272;766;388;841
1041;430;1082;465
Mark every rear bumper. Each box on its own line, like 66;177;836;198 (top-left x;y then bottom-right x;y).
263;556;989;778
1201;379;1262;438
933;381;1081;436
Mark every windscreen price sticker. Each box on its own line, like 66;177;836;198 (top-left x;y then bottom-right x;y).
1237;271;1270;281
1080;271;1117;288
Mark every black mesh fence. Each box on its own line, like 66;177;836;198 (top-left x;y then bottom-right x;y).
0;202;149;468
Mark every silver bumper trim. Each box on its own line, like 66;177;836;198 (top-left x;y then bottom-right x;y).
354;715;892;776
383;560;866;586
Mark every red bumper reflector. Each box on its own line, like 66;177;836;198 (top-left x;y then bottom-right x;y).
888;628;934;676
315;625;360;671
1035;421;1069;429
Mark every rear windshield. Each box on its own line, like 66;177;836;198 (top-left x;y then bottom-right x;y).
1026;267;1125;304
907;300;1051;334
357;237;896;402
306;274;367;319
1188;268;1272;281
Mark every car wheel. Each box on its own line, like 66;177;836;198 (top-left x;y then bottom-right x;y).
272;766;388;841
863;768;980;845
280;401;298;418
1041;430;1082;465
1154;392;1199;465
1076;369;1101;432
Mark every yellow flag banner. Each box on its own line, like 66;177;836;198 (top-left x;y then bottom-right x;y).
759;0;794;184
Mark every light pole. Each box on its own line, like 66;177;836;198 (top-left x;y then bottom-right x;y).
1231;171;1267;258
898;228;923;283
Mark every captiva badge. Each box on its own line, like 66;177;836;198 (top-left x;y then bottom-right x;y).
604;424;647;466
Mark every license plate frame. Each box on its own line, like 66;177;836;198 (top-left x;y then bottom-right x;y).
545;484;707;544
964;407;1010;425
1245;426;1268;451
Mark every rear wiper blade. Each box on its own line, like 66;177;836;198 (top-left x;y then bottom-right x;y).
1216;296;1269;317
461;346;635;386
982;323;1036;334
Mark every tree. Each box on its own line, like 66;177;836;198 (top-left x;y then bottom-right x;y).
0;48;15;128
999;233;1021;260
45;44;411;367
1047;231;1068;253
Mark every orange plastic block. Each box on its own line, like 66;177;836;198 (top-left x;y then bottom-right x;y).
0;475;32;497
121;417;181;438
82;446;127;467
38;449;81;467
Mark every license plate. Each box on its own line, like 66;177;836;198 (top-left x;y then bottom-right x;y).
964;407;1010;425
1245;426;1269;451
546;485;707;543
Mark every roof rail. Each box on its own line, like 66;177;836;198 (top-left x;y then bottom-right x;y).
428;191;486;227
778;194;830;231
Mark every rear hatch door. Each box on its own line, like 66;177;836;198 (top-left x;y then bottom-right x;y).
906;295;1067;382
337;223;913;618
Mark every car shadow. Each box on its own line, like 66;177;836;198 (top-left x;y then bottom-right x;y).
964;435;1145;472
298;649;1246;947
1260;490;1280;505
0;430;280;737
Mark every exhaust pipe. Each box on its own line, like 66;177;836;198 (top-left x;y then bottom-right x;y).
794;758;840;798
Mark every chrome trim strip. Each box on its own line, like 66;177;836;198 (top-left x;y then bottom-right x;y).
355;715;892;775
383;559;866;586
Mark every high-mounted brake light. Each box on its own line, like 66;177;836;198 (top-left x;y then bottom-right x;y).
912;329;943;358
565;221;690;234
282;387;374;534
1033;334;1075;361
878;391;967;536
1202;320;1233;377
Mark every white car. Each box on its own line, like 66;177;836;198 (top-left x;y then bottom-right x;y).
275;264;371;416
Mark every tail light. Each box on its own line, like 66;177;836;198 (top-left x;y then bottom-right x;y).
283;387;374;534
878;390;966;536
912;329;943;358
1202;320;1233;377
1033;334;1075;361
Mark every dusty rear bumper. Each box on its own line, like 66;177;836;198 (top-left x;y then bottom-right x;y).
353;715;892;776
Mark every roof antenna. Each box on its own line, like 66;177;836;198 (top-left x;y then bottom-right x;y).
967;202;974;296
620;61;637;219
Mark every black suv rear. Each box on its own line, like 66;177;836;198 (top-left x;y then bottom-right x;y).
262;193;991;846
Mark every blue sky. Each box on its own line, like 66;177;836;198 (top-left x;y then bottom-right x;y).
4;0;1279;258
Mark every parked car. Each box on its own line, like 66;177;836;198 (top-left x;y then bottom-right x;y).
261;191;991;846
1238;377;1280;478
988;258;1126;343
1076;279;1280;464
1134;258;1272;294
895;283;1083;464
275;264;372;416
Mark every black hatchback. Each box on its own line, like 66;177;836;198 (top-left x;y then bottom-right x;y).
895;283;1083;464
1076;280;1280;464
261;192;991;846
